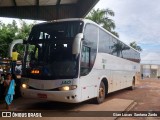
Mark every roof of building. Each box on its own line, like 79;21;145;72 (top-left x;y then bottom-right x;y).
0;0;99;20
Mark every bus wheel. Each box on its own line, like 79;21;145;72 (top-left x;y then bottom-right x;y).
129;79;135;90
94;81;106;104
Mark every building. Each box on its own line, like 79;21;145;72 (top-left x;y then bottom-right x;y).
141;53;160;78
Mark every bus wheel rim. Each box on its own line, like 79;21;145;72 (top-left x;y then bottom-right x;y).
99;87;104;98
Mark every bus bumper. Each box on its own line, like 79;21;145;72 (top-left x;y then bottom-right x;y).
21;88;81;103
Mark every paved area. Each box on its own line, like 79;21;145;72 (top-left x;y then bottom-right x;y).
0;79;160;120
115;79;160;120
0;98;134;120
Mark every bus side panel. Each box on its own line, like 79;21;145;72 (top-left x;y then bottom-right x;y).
79;70;99;101
94;53;140;93
79;69;111;101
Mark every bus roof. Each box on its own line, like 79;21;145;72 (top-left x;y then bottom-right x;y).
33;18;140;54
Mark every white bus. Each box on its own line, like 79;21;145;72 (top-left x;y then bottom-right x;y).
20;18;140;104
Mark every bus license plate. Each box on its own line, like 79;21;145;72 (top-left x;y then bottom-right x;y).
37;93;47;99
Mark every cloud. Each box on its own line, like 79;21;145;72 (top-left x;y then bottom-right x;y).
95;0;160;61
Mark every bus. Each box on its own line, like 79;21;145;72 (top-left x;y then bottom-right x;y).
18;18;140;104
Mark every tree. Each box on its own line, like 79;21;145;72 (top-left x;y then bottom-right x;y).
0;20;18;57
15;20;36;40
111;41;130;57
14;20;36;58
0;20;35;58
86;8;119;37
130;41;142;52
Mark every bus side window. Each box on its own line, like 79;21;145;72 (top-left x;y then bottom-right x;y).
80;45;91;76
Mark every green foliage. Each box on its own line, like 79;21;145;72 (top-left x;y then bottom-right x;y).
86;8;119;37
130;41;142;52
0;20;35;58
0;20;18;57
15;20;36;40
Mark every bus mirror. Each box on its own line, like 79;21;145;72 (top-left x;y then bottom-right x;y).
72;33;83;55
9;39;23;58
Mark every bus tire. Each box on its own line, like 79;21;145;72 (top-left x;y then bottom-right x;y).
93;81;106;104
129;79;135;90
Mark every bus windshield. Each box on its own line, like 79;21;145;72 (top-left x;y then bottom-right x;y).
23;21;83;80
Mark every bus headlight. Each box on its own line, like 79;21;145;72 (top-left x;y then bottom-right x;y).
22;84;28;89
59;85;77;91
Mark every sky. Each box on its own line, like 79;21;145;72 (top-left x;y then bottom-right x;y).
0;0;160;64
94;0;160;64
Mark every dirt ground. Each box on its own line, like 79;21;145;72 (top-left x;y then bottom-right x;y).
1;78;160;120
112;78;160;120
